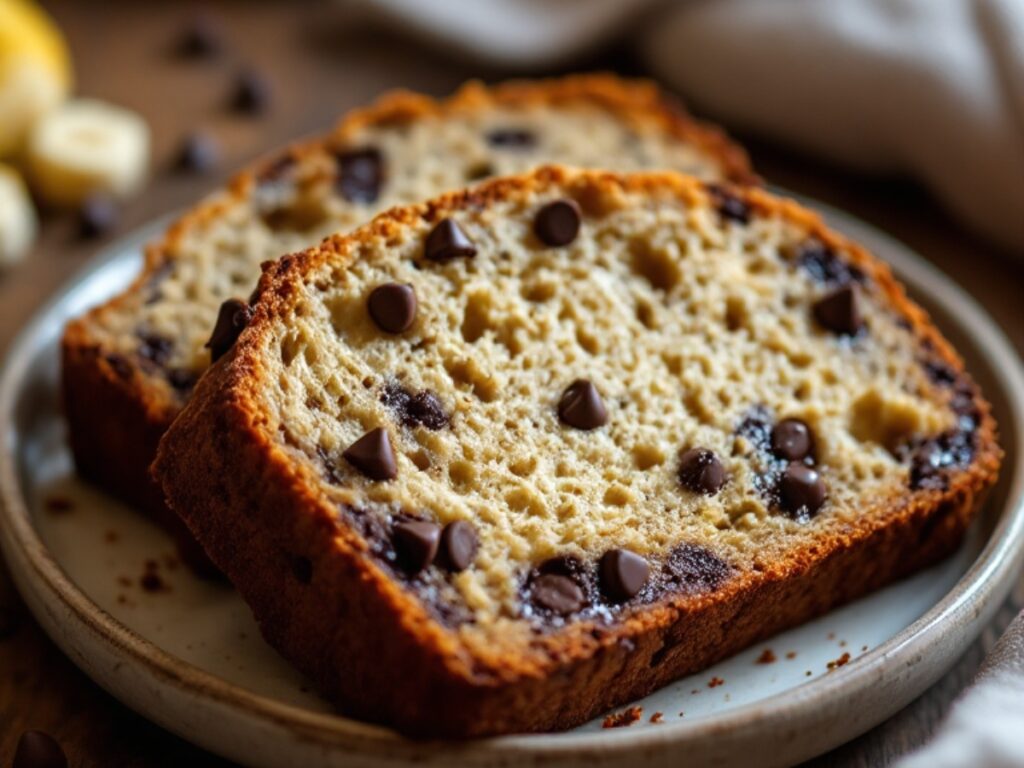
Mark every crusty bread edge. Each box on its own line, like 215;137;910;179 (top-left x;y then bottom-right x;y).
153;166;1001;737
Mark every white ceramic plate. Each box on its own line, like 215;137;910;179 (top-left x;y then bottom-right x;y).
1;199;1022;768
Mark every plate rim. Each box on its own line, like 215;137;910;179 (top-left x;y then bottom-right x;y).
1;201;1023;764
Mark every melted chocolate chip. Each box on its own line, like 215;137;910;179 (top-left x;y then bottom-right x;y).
534;199;581;247
380;383;449;430
137;333;174;366
367;283;417;333
736;406;774;452
907;429;975;490
558;379;608;430
779;463;826;519
205;298;252;362
336;147;383;204
771;418;814;461
392;520;440;574
707;184;750;224
793;241;865;286
440;520;478;572
231;68;271;114
486;128;536;148
424;218;476;262
176;132;220;173
343;428;397;481
13;730;67;768
813;284;863;336
78;195;118;238
923;359;958;387
530;573;584;615
662;544;730;592
599;549;650;602
678;448;726;494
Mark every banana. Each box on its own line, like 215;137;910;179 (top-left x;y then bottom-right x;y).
26;99;150;207
0;163;37;266
0;0;72;157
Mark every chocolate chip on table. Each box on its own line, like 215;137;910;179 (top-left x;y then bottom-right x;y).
813;284;863;335
779;462;826;517
368;283;417;333
558;379;608;430
13;730;67;768
343;427;397;481
424;218;477;262
440;520;479;572
678;448;726;494
534;199;581;247
231;68;271;114
205;298;252;362
771;418;814;462
177;14;223;58
531;573;585;615
78;195;118;239
485;128;536;148
336;147;383;204
176;132;220;173
393;520;441;574
599;549;650;602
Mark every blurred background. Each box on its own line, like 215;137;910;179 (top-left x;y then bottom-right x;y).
0;1;1020;766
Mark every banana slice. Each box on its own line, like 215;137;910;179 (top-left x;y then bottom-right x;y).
0;163;37;266
26;99;150;207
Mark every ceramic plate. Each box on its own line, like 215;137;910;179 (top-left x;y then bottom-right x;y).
1;199;1022;768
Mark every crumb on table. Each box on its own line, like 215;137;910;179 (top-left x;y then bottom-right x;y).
756;648;777;664
602;706;643;729
827;652;852;670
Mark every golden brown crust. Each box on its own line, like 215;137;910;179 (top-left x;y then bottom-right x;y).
153;167;1001;736
61;74;755;539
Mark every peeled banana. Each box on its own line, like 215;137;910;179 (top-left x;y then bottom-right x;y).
0;163;37;266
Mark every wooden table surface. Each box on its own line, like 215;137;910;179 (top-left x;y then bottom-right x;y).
1;2;1021;766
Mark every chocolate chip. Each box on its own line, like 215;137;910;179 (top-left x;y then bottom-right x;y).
440;520;478;572
534;199;581;247
678;448;726;494
558;379;608;430
177;15;222;58
531;573;584;615
231;68;271;114
205;298;252;362
392;520;440;574
13;730;67;768
779;463;826;517
367;283;417;333
381;383;448;430
771;418;814;461
176;132;220;173
813;284;863;335
923;359;958;387
662;544;731;592
599;549;650;602
78;195;118;238
137;333;173;366
343;427;397;481
907;430;975;491
336;147;383;204
707;184;750;224
792;240;864;286
424;218;476;262
486;128;536;148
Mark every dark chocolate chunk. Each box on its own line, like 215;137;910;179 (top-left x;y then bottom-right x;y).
735;406;773;452
771;418;814;461
813;284;863;335
534;198;581;247
707;184;750;224
486;128;536;148
558;379;608;430
599;549;650;602
177;15;222;58
923;359;958;387
440;520;478;572
367;283;417;333
231;68;271;114
662;543;731;592
205;298;252;362
908;429;975;491
393;520;440;574
381;383;448;430
779;463;826;518
176;132;220;173
137;333;174;366
530;573;584;615
424;218;477;262
78;195;118;238
336;147;383;204
792;240;865;286
677;448;726;494
13;730;67;768
343;427;397;481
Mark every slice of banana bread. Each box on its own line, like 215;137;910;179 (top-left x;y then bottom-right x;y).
61;75;753;549
153;167;1000;736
